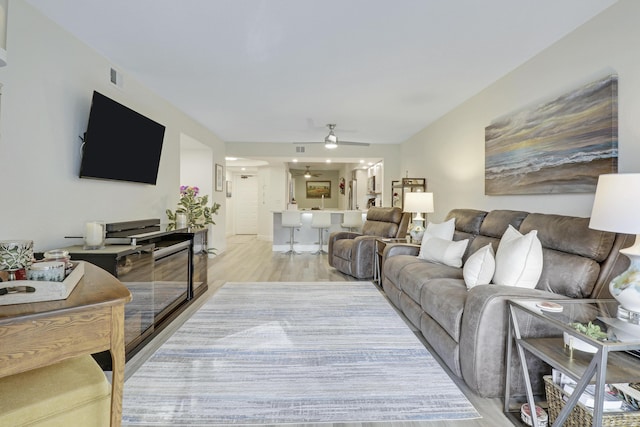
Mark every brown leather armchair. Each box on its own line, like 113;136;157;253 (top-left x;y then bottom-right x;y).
328;207;410;279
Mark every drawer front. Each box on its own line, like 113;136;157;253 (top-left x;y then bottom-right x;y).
0;306;112;378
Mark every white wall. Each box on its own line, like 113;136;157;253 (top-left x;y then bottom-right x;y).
400;0;639;222
0;1;226;252
257;165;288;241
225;167;234;236
180;134;227;253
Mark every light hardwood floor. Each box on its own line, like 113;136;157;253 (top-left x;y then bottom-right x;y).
126;235;518;426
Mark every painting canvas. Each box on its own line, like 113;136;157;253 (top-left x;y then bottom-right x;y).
485;75;618;195
306;181;331;198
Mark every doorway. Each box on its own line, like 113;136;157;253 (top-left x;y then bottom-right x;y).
233;174;258;234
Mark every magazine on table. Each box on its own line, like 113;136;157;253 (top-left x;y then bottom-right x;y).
610;383;640;410
552;369;638;412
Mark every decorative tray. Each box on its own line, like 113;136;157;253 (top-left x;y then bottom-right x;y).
0;261;85;305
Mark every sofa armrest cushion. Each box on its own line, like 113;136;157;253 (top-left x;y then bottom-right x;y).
383;243;421;259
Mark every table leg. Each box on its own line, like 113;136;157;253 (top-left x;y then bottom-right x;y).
509;305;540;427
110;304;125;427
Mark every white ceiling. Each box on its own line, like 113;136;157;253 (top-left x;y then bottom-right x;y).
26;0;616;146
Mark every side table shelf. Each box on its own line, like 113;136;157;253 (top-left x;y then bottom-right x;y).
505;299;640;427
518;337;640;384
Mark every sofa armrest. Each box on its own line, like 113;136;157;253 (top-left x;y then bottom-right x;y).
459;285;570;398
345;235;381;278
383;243;420;260
329;231;361;243
328;231;362;267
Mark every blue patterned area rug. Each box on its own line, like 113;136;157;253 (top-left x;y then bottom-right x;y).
122;282;480;425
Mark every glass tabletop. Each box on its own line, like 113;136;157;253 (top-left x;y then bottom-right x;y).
510;298;640;349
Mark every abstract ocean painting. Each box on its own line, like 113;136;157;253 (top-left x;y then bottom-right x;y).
485;75;618;195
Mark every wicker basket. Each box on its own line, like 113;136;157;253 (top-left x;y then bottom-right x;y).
543;376;640;426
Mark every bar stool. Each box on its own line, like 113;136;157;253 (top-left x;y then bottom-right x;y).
341;210;363;232
281;211;302;254
311;211;332;255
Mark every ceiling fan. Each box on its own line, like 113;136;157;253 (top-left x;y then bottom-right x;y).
292;166;322;178
293;124;370;149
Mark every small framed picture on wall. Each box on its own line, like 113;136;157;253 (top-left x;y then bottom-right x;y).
306;181;331;198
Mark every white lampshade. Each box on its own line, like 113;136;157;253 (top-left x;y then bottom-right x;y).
589;173;640;234
590;173;640;316
403;192;434;222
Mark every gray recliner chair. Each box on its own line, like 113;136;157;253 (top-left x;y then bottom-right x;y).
328;207;410;279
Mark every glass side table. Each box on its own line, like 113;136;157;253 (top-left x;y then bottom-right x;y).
506;298;640;427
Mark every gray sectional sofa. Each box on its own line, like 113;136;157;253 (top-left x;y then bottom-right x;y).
381;208;630;398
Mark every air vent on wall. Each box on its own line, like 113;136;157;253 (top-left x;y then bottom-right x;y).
296;146;305;153
110;67;123;88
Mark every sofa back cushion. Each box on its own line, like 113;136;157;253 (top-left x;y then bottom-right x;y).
466;210;530;257
519;213;617;298
362;207;403;238
479;210;529;238
445;209;487;261
446;209;486;236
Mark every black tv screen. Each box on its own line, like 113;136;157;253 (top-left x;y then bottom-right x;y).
80;91;166;185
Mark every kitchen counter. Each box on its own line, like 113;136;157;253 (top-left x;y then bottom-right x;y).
272;210;366;252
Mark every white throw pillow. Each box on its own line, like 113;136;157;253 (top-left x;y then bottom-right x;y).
418;218;455;258
463;244;495;289
425;218;455;240
493;225;543;288
418;236;469;268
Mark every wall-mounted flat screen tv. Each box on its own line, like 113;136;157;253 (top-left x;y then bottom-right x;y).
79;91;166;185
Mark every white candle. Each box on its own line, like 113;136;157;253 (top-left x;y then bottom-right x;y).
176;213;187;228
84;222;104;247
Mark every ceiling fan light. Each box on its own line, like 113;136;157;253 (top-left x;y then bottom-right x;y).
324;142;338;149
304;172;311;178
324;133;338;149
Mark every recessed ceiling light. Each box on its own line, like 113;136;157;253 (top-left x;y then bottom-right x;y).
359;160;365;163
241;167;246;171
326;159;332;163
292;159;298;163
225;157;238;161
368;162;374;166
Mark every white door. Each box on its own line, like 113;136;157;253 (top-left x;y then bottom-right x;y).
233;174;258;234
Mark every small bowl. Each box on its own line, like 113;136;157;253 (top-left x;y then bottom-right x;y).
27;261;66;282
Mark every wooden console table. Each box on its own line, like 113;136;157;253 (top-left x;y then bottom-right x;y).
0;262;132;427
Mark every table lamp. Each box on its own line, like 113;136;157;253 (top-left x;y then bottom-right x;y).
589;173;640;318
0;240;34;281
403;192;434;242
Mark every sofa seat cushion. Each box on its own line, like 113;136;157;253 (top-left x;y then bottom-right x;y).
384;255;463;302
420;278;468;342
